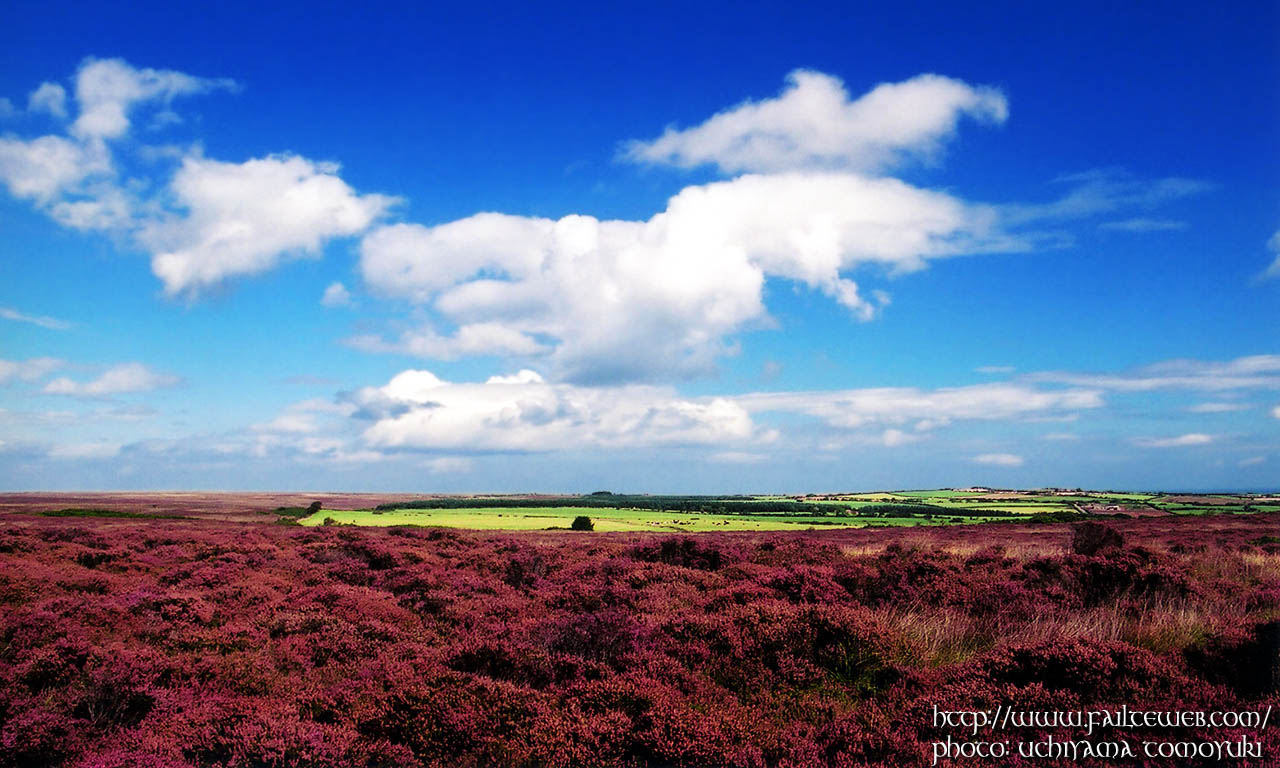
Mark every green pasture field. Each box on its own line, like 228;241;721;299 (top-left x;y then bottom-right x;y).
298;506;1015;531
295;489;1273;531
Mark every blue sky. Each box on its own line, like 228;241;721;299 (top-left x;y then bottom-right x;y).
0;0;1277;492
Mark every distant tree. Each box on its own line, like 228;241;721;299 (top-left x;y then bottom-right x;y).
307;501;323;515
571;515;594;531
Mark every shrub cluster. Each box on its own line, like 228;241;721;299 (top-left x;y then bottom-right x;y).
0;516;1276;766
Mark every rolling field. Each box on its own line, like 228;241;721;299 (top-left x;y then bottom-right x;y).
297;506;999;531
296;488;1280;531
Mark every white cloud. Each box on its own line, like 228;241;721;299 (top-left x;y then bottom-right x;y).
0;307;73;330
734;382;1102;429
0;134;111;204
1042;432;1080;441
1098;217;1187;232
973;453;1024;467
1005;170;1211;224
0;98;13;118
347;322;548;360
880;428;920;447
352;368;759;452
359;172;1018;382
1273;405;1280;419
27;82;67;118
424;456;473;474
144;154;396;295
1263;230;1280;280
43;362;180;397
1029;355;1280;392
709;451;769;464
975;365;1015;374
253;398;353;434
624;70;1006;174
1133;433;1215;448
1;59;391;298
48;441;121;459
70;57;235;140
321;282;352;308
0;357;65;384
1240;456;1265;467
1188;401;1248;413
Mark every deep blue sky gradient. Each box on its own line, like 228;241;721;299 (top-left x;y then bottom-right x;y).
0;0;1276;490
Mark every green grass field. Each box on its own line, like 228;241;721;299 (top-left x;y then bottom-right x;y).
296;489;1277;531
297;506;1023;531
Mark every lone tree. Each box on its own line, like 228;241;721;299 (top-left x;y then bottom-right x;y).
307;501;323;515
571;515;594;531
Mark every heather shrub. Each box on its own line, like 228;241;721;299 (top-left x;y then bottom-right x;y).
1071;520;1125;555
630;536;729;570
0;514;1276;766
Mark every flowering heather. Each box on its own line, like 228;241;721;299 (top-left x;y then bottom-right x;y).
0;511;1277;767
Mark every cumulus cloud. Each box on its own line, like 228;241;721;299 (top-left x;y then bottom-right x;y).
359;173;1017;382
973;453;1024;467
70;57;235;140
27;82;67;118
144;154;396;295
0;59;391;297
0;307;73;330
1133;433;1215;448
734;382;1102;429
350;368;759;452
1273;405;1280;419
321;282;352;308
1029;354;1280;392
623;70;1006;174
43;362;180;397
0;134;112;204
0;357;65;384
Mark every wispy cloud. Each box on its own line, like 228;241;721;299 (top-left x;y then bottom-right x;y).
709;451;769;464
1188;402;1248;413
1027;354;1280;392
0;357;64;384
43;362;180;398
47;441;121;459
1262;230;1280;280
1133;433;1215;448
973;453;1024;467
0;306;73;330
1099;217;1187;232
